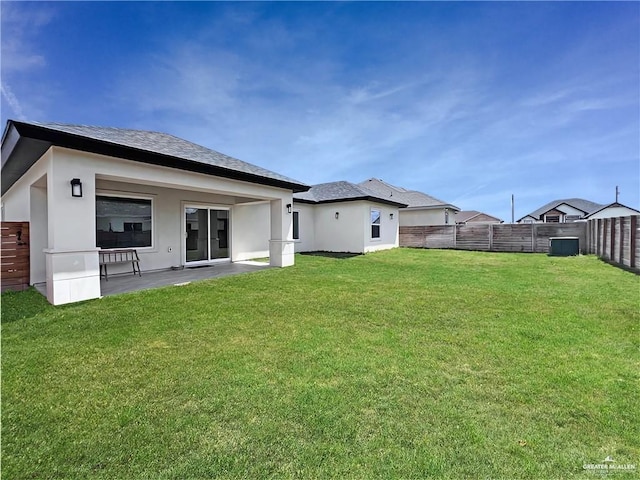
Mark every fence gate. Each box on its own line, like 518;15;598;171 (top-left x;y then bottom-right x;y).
1;222;30;292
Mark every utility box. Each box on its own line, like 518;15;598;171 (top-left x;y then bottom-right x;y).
549;237;580;256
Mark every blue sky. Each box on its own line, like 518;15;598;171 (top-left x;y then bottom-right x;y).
2;1;638;221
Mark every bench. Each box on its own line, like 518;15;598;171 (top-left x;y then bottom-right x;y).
99;249;141;281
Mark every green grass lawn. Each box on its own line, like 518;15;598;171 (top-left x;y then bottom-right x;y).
2;249;638;479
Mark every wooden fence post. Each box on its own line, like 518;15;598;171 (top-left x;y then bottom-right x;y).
610;217;616;260
488;224;493;251
619;217;625;264
631;216;637;269
531;224;536;252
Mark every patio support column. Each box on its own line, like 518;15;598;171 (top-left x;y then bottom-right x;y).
45;156;101;305
269;198;294;267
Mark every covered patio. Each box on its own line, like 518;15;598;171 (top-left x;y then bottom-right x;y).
35;261;272;299
1;121;308;305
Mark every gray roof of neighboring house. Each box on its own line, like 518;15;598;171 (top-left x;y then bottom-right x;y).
293;181;408;207
357;178;460;211
455;210;503;223
518;198;605;222
1;120;309;194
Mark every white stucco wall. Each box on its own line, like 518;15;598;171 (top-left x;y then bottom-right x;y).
364;204;399;253
556;204;586;216
293;203;317;252
232;202;270;261
30;184;48;284
313;202;365;253
1;145;294;304
2;151;52;284
1;149;51;222
399;207;451;226
587;206;640;219
293;200;399;253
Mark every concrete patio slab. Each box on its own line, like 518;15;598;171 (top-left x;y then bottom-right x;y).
35;261;272;299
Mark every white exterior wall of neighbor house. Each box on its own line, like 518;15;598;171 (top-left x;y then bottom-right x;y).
363;203;399;253
293;200;399;253
555;204;585;216
399;208;451;226
312;202;365;253
586;205;640;219
1;146;294;305
293;203;317;252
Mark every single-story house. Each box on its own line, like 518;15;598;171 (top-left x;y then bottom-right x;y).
518;198;639;223
358;178;460;226
1;120;309;305
455;210;503;224
292;181;407;253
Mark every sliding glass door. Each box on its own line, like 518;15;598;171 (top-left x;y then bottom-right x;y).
185;207;230;264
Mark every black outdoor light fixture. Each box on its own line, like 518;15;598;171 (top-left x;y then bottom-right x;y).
286;203;292;214
335;212;339;219
70;178;83;198
389;213;394;220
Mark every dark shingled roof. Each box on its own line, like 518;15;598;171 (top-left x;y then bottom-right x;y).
294;181;408;207
358;178;460;210
518;198;605;222
2;120;309;194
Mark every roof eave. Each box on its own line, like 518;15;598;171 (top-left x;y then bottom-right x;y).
2;121;310;194
402;204;460;211
294;195;407;207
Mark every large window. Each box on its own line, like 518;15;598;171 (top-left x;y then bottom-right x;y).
371;208;381;239
96;195;152;248
293;211;300;240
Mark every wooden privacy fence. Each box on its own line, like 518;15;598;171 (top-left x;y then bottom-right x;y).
400;222;587;254
586;215;638;272
1;221;30;292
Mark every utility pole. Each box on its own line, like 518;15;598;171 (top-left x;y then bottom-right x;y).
615;186;619;203
511;194;514;224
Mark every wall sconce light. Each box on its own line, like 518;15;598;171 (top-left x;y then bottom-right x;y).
389;213;394;220
335;212;339;219
70;178;83;198
286;203;292;214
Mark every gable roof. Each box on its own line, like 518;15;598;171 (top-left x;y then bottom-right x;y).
583;202;640;218
1;120;309;195
517;198;605;222
293;181;407;207
455;210;503;223
357;178;460;211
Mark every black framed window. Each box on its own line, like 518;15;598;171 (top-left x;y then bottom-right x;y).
293;211;300;240
371;208;381;239
96;196;152;248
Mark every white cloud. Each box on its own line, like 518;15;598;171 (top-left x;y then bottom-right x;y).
1;82;26;120
0;3;53;73
103;4;638;216
0;3;55;122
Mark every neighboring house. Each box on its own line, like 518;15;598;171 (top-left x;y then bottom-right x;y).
358;178;460;226
518;198;640;223
292;181;407;253
455;210;503;224
1;120;309;305
583;202;640;220
517;198;604;223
